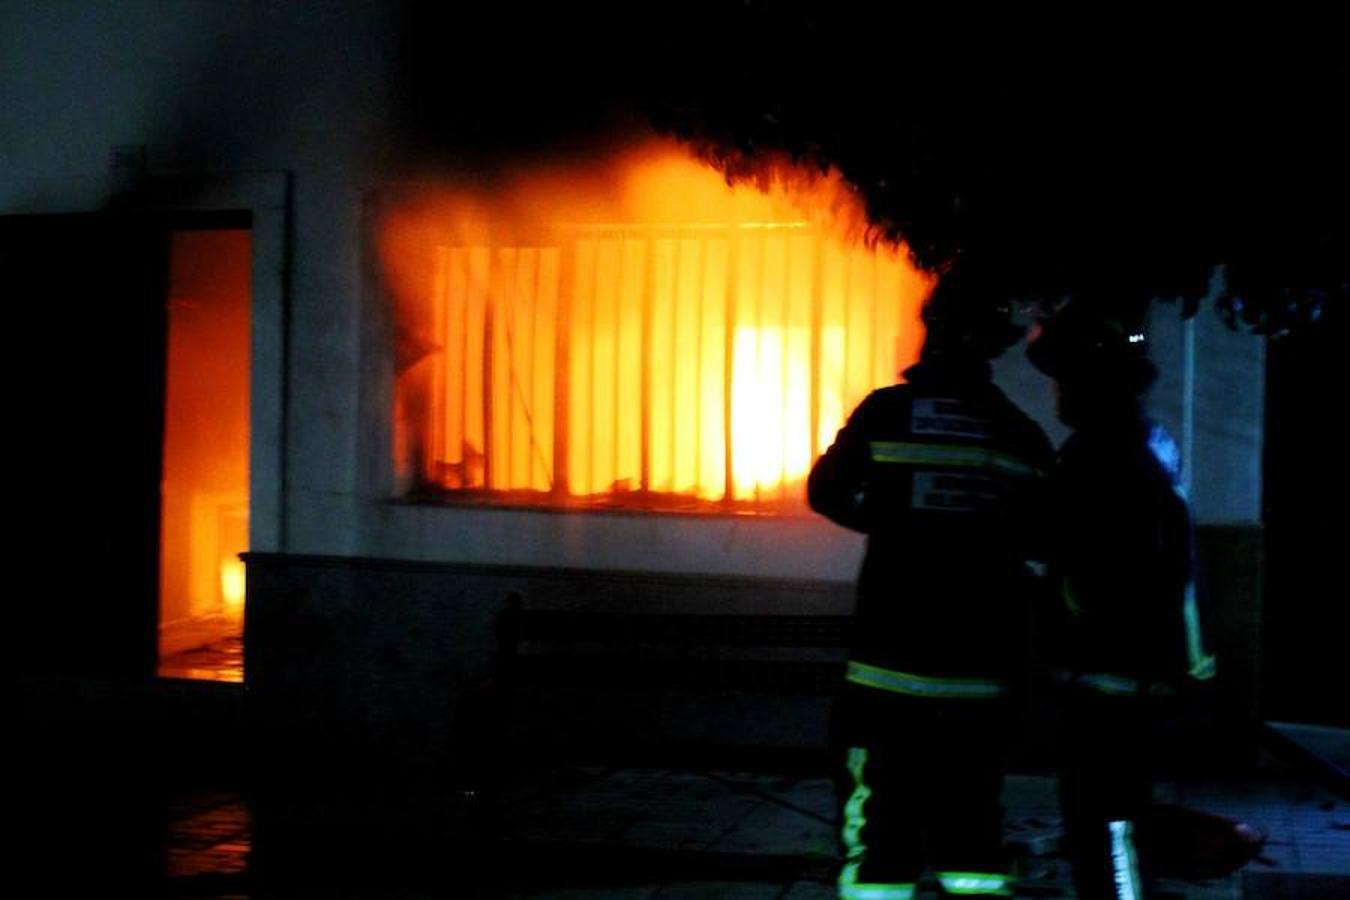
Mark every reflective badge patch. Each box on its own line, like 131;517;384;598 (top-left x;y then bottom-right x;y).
911;471;1001;512
911;398;990;439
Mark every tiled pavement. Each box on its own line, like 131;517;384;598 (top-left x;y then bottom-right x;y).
160;756;1349;898
166;788;251;879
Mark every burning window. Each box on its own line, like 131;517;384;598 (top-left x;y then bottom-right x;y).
383;141;930;512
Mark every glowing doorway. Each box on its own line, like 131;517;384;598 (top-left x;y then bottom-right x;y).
157;229;250;682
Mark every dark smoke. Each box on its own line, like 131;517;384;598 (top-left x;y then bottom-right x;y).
395;2;1348;335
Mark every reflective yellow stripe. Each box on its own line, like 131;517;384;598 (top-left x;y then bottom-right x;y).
846;661;1008;699
868;441;1042;478
938;871;1014;896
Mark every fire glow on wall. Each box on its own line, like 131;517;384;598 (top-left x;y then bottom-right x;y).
382;140;931;511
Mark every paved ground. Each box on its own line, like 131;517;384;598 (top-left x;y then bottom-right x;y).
19;667;1347;898
151;756;1348;898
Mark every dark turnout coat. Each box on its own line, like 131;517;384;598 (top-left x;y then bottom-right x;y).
808;358;1055;688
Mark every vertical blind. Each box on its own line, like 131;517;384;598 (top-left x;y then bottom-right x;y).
414;222;924;510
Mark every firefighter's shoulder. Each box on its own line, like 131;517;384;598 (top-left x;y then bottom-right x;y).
854;383;914;418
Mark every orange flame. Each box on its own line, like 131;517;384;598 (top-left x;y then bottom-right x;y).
220;556;246;611
381;138;930;508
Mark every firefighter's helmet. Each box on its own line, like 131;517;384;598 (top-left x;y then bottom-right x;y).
923;268;1025;360
1026;301;1157;395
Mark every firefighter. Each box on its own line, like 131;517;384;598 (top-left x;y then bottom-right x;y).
1026;300;1216;900
809;269;1055;899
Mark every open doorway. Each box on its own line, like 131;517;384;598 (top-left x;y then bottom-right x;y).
157;228;251;682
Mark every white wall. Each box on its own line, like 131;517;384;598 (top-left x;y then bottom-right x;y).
995;297;1265;526
1147;299;1265;524
1;1;1263;589
1;0;392;558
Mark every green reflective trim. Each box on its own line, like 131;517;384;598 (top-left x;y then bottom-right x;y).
1079;673;1143;696
1070;672;1176;697
847;661;1008;699
937;870;1014;896
1183;580;1217;681
1109;820;1143;900
839;882;916;900
868;441;1042;478
836;752;917;900
841;749;870;862
1061;577;1084;616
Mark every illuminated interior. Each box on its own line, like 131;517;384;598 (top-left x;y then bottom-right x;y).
157;229;250;681
383;140;931;511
